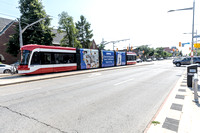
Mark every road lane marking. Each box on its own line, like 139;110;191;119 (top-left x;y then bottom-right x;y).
88;72;102;77
114;78;135;86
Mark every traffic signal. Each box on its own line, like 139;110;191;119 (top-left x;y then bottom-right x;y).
179;42;181;47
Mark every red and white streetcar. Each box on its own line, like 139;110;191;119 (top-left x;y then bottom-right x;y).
126;52;137;65
18;44;137;75
18;44;77;74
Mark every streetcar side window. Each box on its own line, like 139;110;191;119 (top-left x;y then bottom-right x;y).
41;53;51;64
54;53;76;64
31;52;41;65
127;55;136;61
31;52;76;65
20;50;31;65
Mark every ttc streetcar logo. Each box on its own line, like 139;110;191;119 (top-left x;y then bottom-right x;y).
106;53;112;55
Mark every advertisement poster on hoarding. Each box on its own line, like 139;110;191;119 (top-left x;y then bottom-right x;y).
101;50;114;67
80;49;99;69
116;52;126;66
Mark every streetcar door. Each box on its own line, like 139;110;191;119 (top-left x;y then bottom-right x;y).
30;51;42;74
41;52;54;73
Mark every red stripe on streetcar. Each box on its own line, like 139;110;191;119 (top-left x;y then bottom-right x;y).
21;44;76;51
20;66;77;75
18;65;30;70
127;61;137;65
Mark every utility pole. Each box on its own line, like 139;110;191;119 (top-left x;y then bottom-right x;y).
191;0;195;63
102;39;130;50
18;16;48;48
168;0;195;63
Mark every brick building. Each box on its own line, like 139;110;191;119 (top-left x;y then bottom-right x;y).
0;17;18;64
163;47;173;53
90;39;98;49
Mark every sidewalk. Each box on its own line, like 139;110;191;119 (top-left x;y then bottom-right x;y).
0;62;153;86
145;70;200;133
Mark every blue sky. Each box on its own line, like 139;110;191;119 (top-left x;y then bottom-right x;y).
0;0;199;54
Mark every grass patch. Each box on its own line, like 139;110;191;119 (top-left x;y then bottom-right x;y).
152;121;160;126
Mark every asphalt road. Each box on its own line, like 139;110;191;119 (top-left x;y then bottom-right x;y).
0;60;186;133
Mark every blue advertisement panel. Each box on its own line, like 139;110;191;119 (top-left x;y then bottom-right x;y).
116;52;126;66
80;49;99;69
101;50;115;67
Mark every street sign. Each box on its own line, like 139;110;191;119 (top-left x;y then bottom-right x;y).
194;43;200;48
182;42;190;47
193;35;200;38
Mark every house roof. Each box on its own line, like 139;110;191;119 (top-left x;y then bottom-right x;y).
0;17;15;35
0;17;74;46
52;29;66;45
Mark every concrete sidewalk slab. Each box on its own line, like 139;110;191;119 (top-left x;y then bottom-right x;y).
0;74;12;78
145;70;200;133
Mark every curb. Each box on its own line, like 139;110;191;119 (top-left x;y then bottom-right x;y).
144;70;186;133
0;74;14;78
0;62;154;86
144;69;200;133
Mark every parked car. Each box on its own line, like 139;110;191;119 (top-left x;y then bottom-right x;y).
152;58;157;61
11;61;20;73
146;58;152;62
173;56;200;67
136;58;142;63
0;64;12;74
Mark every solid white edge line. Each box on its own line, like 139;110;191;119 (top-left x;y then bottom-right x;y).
114;78;134;86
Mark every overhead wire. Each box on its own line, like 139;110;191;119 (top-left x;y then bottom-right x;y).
0;0;18;7
0;12;18;19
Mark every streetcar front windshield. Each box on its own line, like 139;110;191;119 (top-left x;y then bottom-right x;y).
127;55;136;61
20;50;31;65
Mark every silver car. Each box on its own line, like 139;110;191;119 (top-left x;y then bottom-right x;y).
0;64;12;74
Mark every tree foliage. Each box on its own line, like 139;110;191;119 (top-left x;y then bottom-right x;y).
58;11;81;48
75;15;93;48
149;48;154;56
137;45;153;57
7;0;54;56
98;43;105;50
155;47;164;58
136;45;172;59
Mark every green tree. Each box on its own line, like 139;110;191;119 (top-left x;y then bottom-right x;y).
155;47;164;58
167;52;172;57
136;45;151;59
196;49;200;56
7;0;54;56
75;15;93;48
98;43;105;50
149;48;155;57
179;51;183;56
163;51;167;58
58;11;81;48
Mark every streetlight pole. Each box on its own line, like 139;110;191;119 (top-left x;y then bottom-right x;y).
168;0;195;63
101;39;130;50
18;16;48;48
18;20;23;48
191;0;195;63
